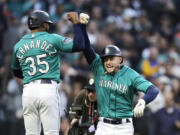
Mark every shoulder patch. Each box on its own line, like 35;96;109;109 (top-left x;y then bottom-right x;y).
63;37;72;44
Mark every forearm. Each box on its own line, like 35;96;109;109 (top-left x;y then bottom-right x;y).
142;85;159;104
72;23;85;52
81;24;96;65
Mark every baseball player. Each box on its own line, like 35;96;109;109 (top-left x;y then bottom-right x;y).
11;10;85;135
79;13;159;135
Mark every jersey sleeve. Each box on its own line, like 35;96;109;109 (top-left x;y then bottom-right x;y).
131;69;152;93
52;34;74;52
11;48;21;70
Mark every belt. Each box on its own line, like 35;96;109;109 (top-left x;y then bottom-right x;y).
40;79;52;84
24;79;57;87
100;117;131;125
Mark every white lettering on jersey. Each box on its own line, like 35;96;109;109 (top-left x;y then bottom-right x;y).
99;79;128;94
99;80;103;87
17;54;23;62
41;41;47;49
104;80;107;87
123;86;127;93
36;40;41;48
45;44;52;52
30;40;35;48
115;83;119;90
112;82;115;89
24;43;29;51
118;84;122;91
107;81;112;88
17;40;57;59
19;47;25;55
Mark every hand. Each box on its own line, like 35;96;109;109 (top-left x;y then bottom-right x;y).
66;12;79;24
70;118;78;128
80;13;90;24
133;99;146;118
174;121;180;129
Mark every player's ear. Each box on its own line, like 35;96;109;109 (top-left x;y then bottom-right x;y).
41;23;49;31
120;56;123;64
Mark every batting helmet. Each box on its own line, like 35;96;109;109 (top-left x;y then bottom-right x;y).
28;10;53;30
101;45;123;63
101;45;122;58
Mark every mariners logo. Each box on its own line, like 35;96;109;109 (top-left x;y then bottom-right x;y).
63;37;72;44
89;78;94;85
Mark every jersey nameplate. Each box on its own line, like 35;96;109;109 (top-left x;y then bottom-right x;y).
16;40;57;61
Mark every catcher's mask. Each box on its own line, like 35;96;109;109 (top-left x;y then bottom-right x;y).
28;10;53;30
101;45;123;64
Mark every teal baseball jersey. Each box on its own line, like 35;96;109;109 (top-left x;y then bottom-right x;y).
11;32;74;84
90;55;152;118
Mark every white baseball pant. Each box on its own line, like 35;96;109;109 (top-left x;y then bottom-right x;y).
95;117;134;135
22;80;60;135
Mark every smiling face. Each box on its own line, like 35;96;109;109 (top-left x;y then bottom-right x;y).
103;56;123;74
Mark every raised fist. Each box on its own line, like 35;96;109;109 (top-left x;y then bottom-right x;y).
66;12;79;24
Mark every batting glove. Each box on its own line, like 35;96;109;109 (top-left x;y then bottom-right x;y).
79;13;90;24
133;99;146;118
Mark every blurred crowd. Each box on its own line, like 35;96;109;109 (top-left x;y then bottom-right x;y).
0;0;180;135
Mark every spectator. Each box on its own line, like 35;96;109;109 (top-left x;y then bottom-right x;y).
141;46;160;78
154;91;180;135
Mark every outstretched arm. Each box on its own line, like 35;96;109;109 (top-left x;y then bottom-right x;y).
80;24;96;65
72;23;85;52
77;13;96;65
67;12;85;52
70;12;96;64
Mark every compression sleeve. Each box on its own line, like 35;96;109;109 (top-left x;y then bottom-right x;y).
72;23;85;52
81;24;96;65
12;69;23;79
142;85;159;104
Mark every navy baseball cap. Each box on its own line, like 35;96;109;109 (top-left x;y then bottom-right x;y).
84;78;95;91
